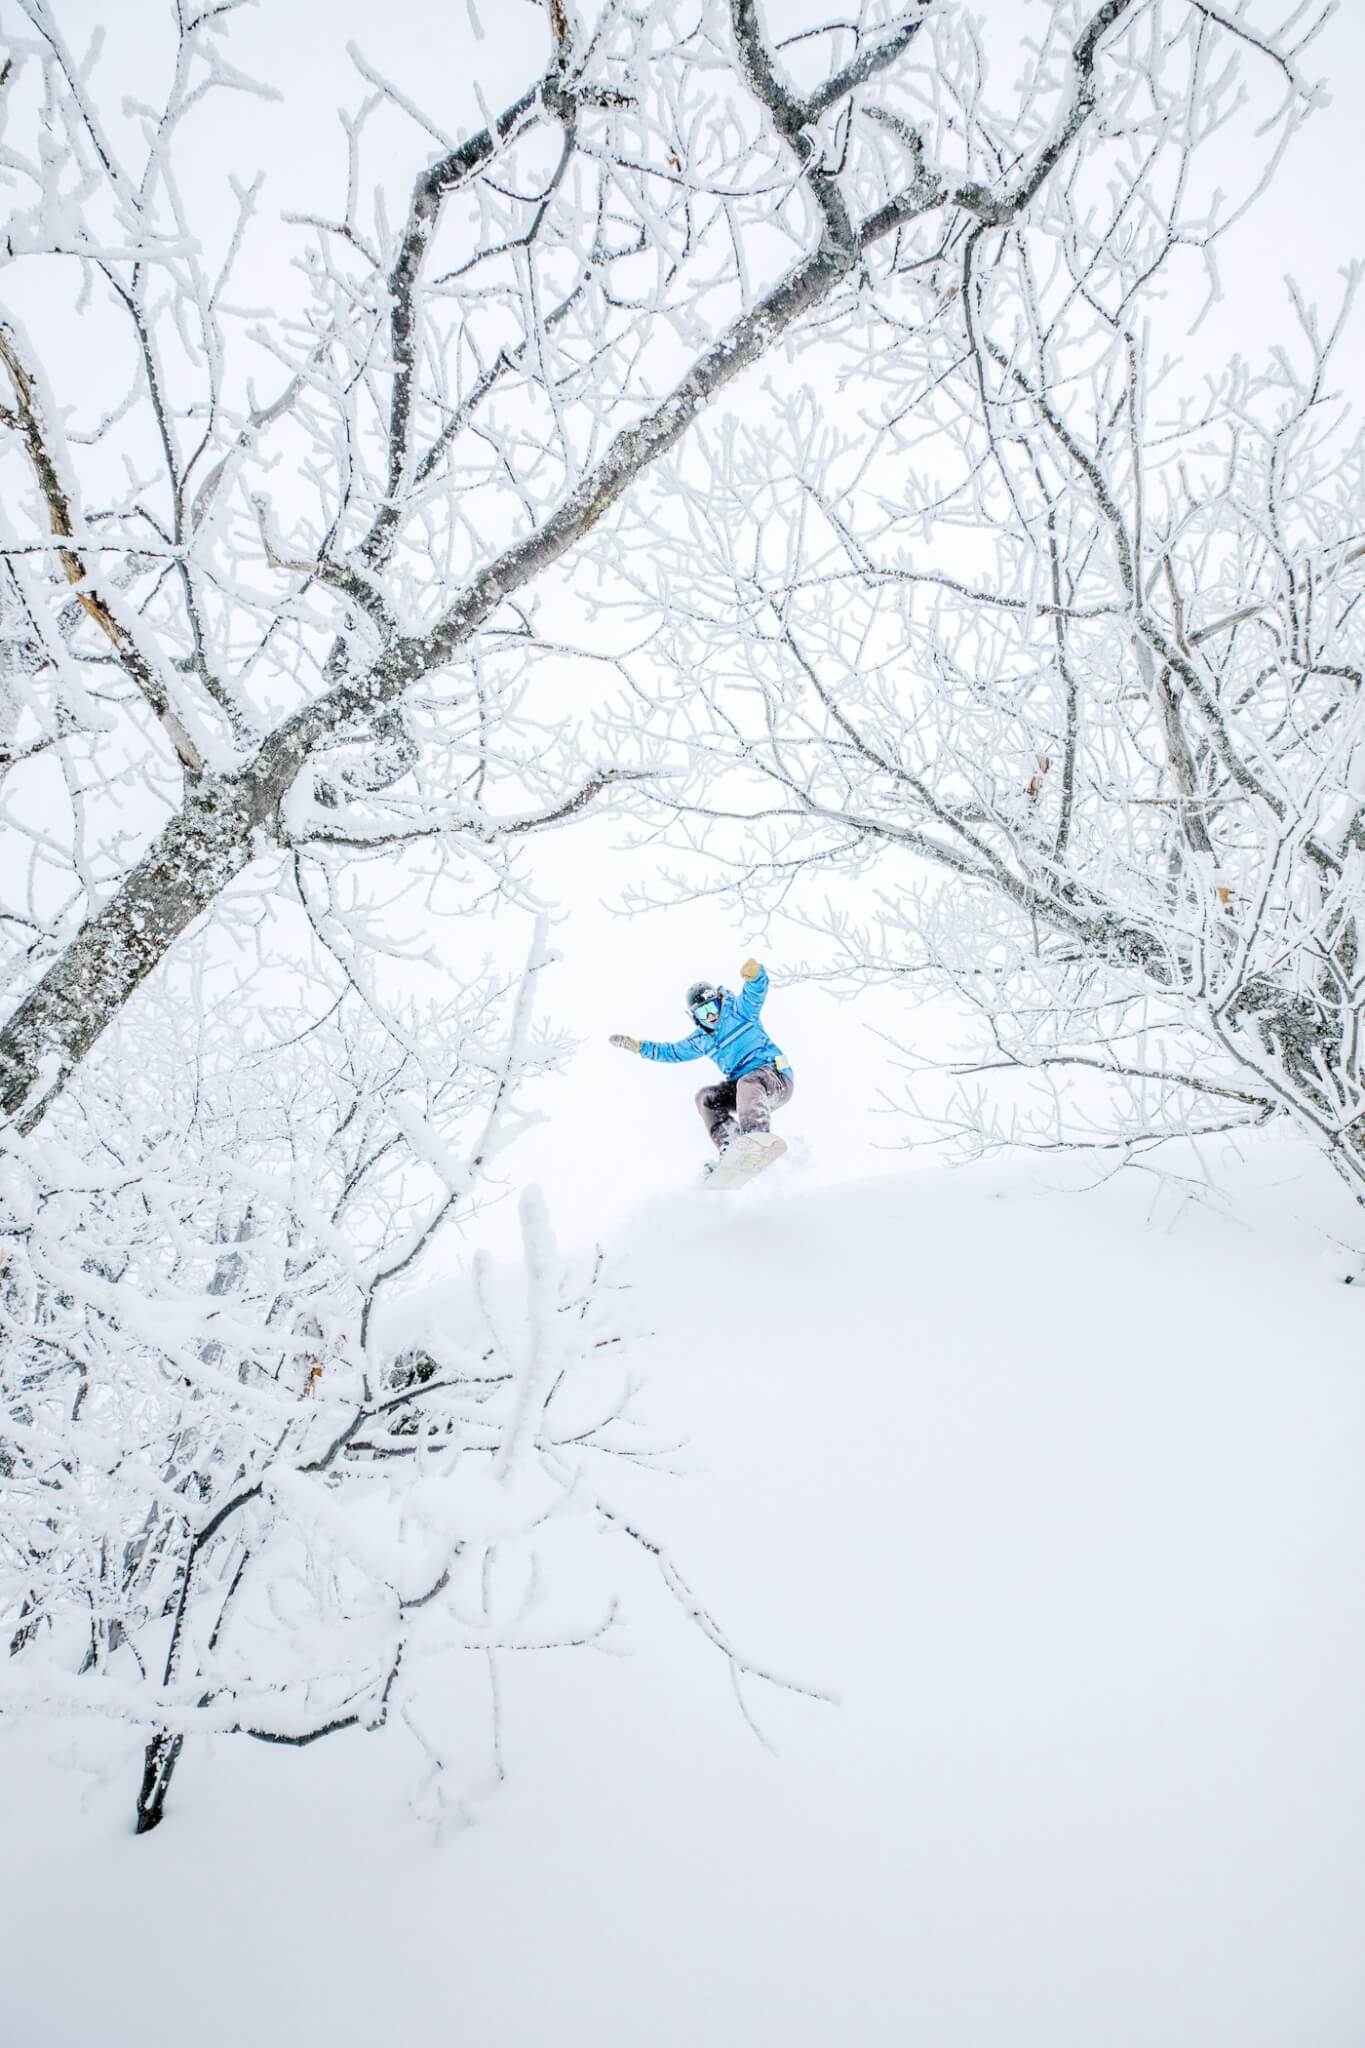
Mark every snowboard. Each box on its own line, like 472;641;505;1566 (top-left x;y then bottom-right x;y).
702;1132;787;1191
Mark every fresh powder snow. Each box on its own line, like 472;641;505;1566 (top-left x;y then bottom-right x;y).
4;1140;1364;2048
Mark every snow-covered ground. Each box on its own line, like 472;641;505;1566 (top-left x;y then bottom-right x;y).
5;1140;1365;2047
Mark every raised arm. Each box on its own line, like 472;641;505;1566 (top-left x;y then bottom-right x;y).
738;958;768;1017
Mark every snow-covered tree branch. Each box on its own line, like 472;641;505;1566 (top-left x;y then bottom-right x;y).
592;5;1362;1190
3;0;1162;1125
1;915;824;1832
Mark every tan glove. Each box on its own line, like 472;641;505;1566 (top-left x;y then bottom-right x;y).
608;1034;641;1053
740;958;762;981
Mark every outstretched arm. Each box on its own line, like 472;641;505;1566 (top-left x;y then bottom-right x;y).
609;1026;710;1062
738;958;768;1017
636;1028;710;1063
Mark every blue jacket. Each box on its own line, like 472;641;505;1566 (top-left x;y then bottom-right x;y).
639;967;790;1081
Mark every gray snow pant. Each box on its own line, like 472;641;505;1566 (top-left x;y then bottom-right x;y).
696;1064;794;1154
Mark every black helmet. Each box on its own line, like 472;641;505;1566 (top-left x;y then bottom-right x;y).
686;982;722;1029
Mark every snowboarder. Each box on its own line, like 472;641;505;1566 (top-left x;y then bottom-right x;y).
609;958;794;1176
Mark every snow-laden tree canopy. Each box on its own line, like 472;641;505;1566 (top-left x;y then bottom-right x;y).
0;0;1347;1830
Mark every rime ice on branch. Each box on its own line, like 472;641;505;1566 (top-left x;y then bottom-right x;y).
590;5;1357;1192
3;0;1178;1122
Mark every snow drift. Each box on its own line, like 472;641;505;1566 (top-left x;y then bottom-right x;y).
4;1142;1365;2047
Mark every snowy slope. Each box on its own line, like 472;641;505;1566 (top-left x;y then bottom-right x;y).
5;1144;1365;2047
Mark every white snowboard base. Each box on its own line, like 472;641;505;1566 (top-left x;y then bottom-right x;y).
702;1132;787;1191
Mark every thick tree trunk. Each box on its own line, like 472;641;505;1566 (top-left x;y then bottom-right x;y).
0;774;262;1126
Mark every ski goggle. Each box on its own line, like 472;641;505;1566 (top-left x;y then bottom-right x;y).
691;996;721;1026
